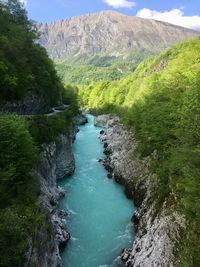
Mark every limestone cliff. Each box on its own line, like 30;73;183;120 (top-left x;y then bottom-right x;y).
37;11;199;61
0;93;50;115
25;133;73;267
95;115;185;267
26;114;87;267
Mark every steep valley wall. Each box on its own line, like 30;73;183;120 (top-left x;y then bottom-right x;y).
26;114;87;267
95;115;185;267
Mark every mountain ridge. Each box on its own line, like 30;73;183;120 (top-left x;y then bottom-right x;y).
37;10;200;61
38;10;200;32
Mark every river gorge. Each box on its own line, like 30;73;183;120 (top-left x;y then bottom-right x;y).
58;114;135;267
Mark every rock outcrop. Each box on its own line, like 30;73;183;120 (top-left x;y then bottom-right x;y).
26;114;87;267
96;115;185;267
73;113;88;126
37;11;199;61
26;133;73;267
0;93;50;115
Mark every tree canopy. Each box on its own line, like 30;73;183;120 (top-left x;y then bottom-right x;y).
0;0;63;106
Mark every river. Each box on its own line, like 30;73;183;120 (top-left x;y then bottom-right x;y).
58;114;135;267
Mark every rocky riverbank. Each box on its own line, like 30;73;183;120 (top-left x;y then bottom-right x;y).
26;114;87;267
95;115;185;267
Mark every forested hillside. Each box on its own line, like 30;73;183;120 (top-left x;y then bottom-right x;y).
37;11;199;85
55;49;155;85
0;0;63;106
0;1;78;266
79;38;200;266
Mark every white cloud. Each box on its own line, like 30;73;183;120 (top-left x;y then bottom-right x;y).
103;0;136;9
136;8;200;30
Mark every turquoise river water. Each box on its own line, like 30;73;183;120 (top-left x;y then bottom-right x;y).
59;114;135;267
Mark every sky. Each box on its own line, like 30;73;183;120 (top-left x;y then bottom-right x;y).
21;0;200;30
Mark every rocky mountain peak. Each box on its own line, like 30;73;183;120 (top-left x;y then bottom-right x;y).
37;11;200;61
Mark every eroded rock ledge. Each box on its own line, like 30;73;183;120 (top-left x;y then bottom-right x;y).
26;114;87;267
95;114;185;267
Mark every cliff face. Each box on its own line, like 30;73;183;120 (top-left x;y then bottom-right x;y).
26;114;87;267
26;133;74;267
0;93;50;115
37;11;199;61
95;115;185;267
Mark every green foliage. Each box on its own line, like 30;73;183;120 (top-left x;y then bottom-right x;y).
0;114;45;267
88;55;117;67
0;110;77;266
79;38;200;266
0;0;63;106
0;2;79;266
0;115;37;206
56;60;125;85
56;49;155;86
28;109;75;145
62;85;79;113
28;85;79;145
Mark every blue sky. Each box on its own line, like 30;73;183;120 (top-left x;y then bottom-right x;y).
22;0;200;29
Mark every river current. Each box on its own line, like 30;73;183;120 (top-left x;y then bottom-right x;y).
58;114;135;267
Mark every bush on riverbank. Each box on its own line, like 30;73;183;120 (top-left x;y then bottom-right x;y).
79;38;200;266
28;108;78;145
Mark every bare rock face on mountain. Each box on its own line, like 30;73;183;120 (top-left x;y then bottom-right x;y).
37;11;199;60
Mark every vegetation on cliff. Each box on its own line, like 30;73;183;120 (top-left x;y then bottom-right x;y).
0;92;78;266
0;1;79;266
79;38;200;266
29;108;78;146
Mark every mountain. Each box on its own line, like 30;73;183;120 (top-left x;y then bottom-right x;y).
37;11;200;84
37;11;199;60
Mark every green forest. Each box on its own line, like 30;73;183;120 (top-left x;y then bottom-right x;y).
56;49;155;85
0;0;63;106
0;1;78;266
79;38;200;266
